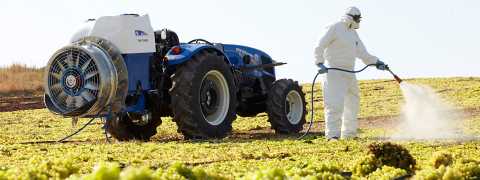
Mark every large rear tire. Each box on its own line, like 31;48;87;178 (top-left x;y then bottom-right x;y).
266;79;306;133
169;50;237;139
105;114;161;141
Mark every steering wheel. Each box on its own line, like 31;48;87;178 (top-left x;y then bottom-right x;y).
188;39;214;45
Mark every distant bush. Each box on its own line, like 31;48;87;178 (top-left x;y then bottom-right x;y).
0;64;44;96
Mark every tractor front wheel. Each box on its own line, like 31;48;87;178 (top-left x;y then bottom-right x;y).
170;50;237;139
266;79;306;134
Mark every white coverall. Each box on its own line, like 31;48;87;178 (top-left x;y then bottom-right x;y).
314;16;378;139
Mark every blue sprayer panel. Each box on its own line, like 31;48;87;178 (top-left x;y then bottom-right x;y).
122;53;154;91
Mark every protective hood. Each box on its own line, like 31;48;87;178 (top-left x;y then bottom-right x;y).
341;15;359;29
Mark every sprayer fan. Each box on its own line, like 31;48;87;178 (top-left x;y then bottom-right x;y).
45;37;128;117
47;47;100;113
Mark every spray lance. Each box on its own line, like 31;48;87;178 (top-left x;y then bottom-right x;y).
298;63;402;139
386;68;403;84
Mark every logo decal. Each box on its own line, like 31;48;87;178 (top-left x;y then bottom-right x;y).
134;30;149;42
134;30;148;37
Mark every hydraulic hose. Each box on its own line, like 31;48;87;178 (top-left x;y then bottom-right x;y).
57;104;110;143
327;64;377;73
298;71;322;139
298;63;377;139
57;117;98;142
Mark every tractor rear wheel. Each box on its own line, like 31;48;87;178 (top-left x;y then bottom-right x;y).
105;114;162;141
170;50;237;139
266;79;306;134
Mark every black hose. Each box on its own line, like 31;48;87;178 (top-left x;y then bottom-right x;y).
57;117;97;142
327;64;377;73
298;64;377;139
298;71;321;139
57;105;110;143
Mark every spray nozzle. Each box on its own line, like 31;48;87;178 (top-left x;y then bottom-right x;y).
385;65;403;84
382;65;402;83
392;73;403;84
387;68;403;84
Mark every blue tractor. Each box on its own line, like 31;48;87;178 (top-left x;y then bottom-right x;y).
44;14;306;140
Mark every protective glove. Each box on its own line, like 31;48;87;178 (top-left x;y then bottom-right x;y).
317;63;328;74
376;60;388;71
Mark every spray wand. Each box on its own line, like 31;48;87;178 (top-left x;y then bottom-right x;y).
299;63;403;139
386;67;403;83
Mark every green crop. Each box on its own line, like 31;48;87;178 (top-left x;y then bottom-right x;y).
0;77;479;179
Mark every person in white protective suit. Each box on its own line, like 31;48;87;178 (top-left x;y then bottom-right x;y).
314;7;388;140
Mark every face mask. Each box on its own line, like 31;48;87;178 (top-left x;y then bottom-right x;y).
351;22;360;29
347;14;361;29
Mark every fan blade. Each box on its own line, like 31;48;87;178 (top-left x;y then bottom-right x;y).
57;60;66;71
84;83;99;90
66;96;75;107
75;52;80;67
66;53;74;67
81;58;92;71
80;91;95;102
85;71;98;79
74;96;85;108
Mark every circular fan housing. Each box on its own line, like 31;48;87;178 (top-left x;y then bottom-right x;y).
44;37;128;117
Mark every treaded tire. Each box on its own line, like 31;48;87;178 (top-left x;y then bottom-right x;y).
266;79;306;134
169;50;237;139
105;114;162;141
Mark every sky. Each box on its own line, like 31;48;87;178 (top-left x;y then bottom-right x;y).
1;0;479;83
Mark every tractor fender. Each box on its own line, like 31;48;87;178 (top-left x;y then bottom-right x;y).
165;43;232;66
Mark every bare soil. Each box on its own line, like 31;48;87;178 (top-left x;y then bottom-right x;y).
0;96;44;112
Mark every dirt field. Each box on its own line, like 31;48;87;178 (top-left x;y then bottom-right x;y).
0;96;44;112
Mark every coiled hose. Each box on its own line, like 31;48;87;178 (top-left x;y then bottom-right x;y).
298;64;377;139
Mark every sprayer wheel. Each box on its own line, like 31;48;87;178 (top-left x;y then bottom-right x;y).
169;49;237;139
266;79;306;134
105;114;162;141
